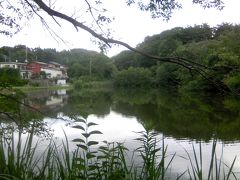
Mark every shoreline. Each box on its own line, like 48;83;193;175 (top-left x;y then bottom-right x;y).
13;84;72;92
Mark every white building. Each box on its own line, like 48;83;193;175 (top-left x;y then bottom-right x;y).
41;67;63;79
57;79;67;85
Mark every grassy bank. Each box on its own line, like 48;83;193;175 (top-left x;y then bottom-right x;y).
73;79;113;90
13;84;73;92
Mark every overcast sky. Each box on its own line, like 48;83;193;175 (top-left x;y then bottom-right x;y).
1;0;240;57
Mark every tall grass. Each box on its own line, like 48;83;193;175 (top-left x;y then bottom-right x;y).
0;119;238;180
134;131;177;180
184;140;237;180
0;126;44;179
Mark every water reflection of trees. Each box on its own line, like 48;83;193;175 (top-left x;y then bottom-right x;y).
64;89;113;118
63;88;240;142
4;88;240;142
0;90;52;139
112;88;240;142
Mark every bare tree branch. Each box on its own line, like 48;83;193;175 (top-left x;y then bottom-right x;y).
25;0;71;47
29;1;208;68
84;0;106;36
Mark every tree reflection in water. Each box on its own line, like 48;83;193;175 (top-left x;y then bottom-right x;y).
2;87;240;147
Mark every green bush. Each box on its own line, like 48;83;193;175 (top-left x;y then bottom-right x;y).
155;64;180;86
73;76;102;89
73;79;84;89
224;73;240;92
114;67;153;87
0;68;28;86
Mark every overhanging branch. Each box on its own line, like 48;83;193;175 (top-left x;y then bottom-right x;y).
30;0;206;68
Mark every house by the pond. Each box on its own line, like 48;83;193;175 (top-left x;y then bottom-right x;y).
27;61;68;85
0;60;68;85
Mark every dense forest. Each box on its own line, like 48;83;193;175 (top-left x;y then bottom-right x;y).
0;23;240;93
113;23;240;93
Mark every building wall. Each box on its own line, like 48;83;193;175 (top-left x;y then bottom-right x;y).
41;67;62;78
57;79;66;85
27;62;41;75
0;63;18;69
20;70;32;79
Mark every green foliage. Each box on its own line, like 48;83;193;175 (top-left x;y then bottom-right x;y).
114;67;153;87
112;24;240;93
73;79;84;89
56;116;130;180
0;128;39;179
0;45;60;63
113;50;137;70
34;48;59;63
126;0;224;20
155;63;180;86
73;78;113;90
178;24;213;44
0;68;28;86
135;131;176;180
66;49;116;80
224;73;240;92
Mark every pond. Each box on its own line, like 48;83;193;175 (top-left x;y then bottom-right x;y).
1;87;240;179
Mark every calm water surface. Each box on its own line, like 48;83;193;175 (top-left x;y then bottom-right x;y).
19;88;240;177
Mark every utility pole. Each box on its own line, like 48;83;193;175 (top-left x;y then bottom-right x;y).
89;59;92;77
3;55;7;62
25;45;28;62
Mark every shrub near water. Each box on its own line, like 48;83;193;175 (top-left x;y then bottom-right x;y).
224;73;240;93
114;67;153;87
0;68;28;86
